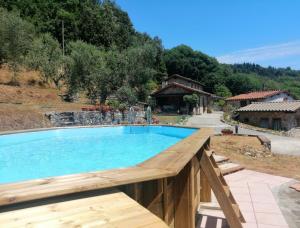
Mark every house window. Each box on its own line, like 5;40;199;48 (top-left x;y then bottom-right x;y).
297;118;300;127
272;118;282;131
259;118;269;128
240;100;247;107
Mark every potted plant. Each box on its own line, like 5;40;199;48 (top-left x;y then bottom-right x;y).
152;116;159;124
221;128;233;135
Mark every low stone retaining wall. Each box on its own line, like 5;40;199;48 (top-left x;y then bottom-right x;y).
287;127;300;138
45;111;146;127
257;135;271;150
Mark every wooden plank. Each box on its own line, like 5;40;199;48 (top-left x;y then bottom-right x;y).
174;163;193;228
189;159;196;227
163;178;175;226
0;192;168;228
200;151;245;228
0;167;173;206
200;167;211;202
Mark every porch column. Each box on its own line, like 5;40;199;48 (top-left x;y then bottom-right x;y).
199;95;203;114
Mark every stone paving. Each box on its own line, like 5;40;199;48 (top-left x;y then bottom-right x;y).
197;170;293;228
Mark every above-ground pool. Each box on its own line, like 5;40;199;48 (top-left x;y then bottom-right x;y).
0;126;196;184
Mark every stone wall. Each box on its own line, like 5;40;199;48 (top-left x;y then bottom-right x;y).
287;127;300;138
46;111;147;127
239;110;300;131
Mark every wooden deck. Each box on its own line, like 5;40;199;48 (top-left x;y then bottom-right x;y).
0;191;168;227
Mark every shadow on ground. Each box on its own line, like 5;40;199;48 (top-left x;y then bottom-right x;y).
196;214;229;228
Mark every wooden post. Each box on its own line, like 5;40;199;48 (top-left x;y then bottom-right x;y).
200;167;211;202
174;163;193;228
189;159;196;227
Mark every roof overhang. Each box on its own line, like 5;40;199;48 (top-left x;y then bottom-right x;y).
151;82;212;97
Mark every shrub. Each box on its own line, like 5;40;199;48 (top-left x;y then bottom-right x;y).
221;128;233;135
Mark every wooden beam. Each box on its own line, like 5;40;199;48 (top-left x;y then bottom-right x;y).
200;167;211;202
200;151;244;228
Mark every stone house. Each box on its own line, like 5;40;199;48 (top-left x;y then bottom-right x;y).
226;90;294;109
237;101;300;131
151;74;213;114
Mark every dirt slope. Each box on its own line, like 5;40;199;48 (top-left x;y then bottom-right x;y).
0;67;87;131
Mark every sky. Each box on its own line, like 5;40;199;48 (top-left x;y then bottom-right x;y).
116;0;300;69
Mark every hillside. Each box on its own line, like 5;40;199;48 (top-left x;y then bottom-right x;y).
1;1;300;105
230;63;300;98
1;0;300;133
0;67;89;131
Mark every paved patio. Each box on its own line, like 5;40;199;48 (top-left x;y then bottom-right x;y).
197;170;294;228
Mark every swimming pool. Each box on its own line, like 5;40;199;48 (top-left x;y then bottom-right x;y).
0;126;196;184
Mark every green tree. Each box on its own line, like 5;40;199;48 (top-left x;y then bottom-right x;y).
0;8;34;84
0;0;135;49
164;45;225;92
214;84;232;107
26;33;64;87
103;49;128;99
66;40;107;104
214;84;232;98
124;41;162;101
225;73;262;95
115;85;137;106
106;99;120;121
183;94;199;114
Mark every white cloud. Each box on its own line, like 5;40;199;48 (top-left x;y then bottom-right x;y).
217;40;300;64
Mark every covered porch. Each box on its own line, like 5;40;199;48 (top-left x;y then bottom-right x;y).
155;93;211;115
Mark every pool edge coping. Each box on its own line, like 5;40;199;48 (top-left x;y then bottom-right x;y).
0;126;213;207
0;124;199;136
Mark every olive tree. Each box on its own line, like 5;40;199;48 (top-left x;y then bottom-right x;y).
26;33;64;87
66;41;108;104
0;8;34;84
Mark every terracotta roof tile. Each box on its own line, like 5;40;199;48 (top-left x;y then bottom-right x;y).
237;101;300;112
167;74;204;86
226;90;288;101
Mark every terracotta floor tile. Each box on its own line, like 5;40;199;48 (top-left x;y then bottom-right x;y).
249;189;274;197
250;194;277;204
230;187;250;195
238;202;254;213
257;224;289;228
227;181;249;188
242;212;257;223
233;193;252;203
242;223;258;228
211;170;291;228
255;213;288;226
252;202;282;214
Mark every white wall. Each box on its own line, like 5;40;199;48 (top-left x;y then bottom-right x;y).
264;93;294;102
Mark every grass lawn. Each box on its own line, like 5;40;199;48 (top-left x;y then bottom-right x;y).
211;135;300;181
156;114;190;125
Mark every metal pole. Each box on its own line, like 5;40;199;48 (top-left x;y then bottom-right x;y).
62;20;65;56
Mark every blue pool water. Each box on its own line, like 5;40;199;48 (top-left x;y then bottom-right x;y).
0;126;196;184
